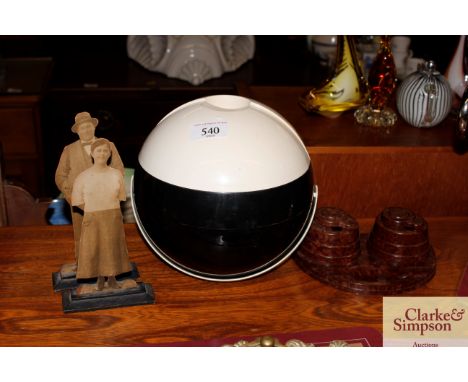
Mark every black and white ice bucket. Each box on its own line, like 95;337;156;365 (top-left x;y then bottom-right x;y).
132;95;318;281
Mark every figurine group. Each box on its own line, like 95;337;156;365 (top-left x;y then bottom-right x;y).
55;112;133;293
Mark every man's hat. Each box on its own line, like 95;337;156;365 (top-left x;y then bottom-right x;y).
71;111;99;133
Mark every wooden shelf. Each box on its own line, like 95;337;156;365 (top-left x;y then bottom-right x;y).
241;85;459;149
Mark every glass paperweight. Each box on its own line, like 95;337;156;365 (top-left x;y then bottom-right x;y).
397;60;452;128
299;36;368;118
354;36;398;127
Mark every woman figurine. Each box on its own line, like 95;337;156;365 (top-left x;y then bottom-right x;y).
71;138;132;291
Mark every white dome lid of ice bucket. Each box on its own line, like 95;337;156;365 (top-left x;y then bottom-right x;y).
132;94;318;281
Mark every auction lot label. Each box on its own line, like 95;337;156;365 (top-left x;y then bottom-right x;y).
383;297;468;346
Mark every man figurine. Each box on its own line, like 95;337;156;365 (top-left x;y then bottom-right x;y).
55;112;124;263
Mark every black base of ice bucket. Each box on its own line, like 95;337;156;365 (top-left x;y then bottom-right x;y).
132;164;315;280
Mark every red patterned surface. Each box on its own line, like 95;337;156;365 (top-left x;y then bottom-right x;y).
153;327;382;347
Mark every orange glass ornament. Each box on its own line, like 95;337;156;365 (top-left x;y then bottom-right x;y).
354;36;398;126
368;36;397;109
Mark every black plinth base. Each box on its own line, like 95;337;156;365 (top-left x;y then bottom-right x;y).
62;282;155;313
52;262;140;291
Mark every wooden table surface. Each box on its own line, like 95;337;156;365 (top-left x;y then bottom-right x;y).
0;218;467;346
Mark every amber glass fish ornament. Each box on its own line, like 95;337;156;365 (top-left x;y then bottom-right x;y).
299;36;368;118
354;36;398;126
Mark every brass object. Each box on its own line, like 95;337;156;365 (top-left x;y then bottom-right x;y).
225;335;349;347
299;36;368;118
328;340;349;347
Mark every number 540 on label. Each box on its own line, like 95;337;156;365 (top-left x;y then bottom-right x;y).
191;122;228;139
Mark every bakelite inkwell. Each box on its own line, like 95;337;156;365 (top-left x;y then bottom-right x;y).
295;207;436;295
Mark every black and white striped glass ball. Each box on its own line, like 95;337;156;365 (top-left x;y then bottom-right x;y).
396;60;452;128
132;95;318;281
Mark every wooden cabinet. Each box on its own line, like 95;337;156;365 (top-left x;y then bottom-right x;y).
0;58;52;197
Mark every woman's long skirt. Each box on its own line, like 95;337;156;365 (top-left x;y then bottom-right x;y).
76;208;132;279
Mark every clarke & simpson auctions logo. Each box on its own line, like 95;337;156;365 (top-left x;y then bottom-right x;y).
384;297;468;346
393;307;465;336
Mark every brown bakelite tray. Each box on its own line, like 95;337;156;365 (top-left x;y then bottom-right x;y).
294;207;436;295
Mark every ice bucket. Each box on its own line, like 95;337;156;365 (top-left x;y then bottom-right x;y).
132;95;318;281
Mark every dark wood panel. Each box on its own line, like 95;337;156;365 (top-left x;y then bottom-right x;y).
312;150;468;218
0;58;51;197
0;108;37;155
